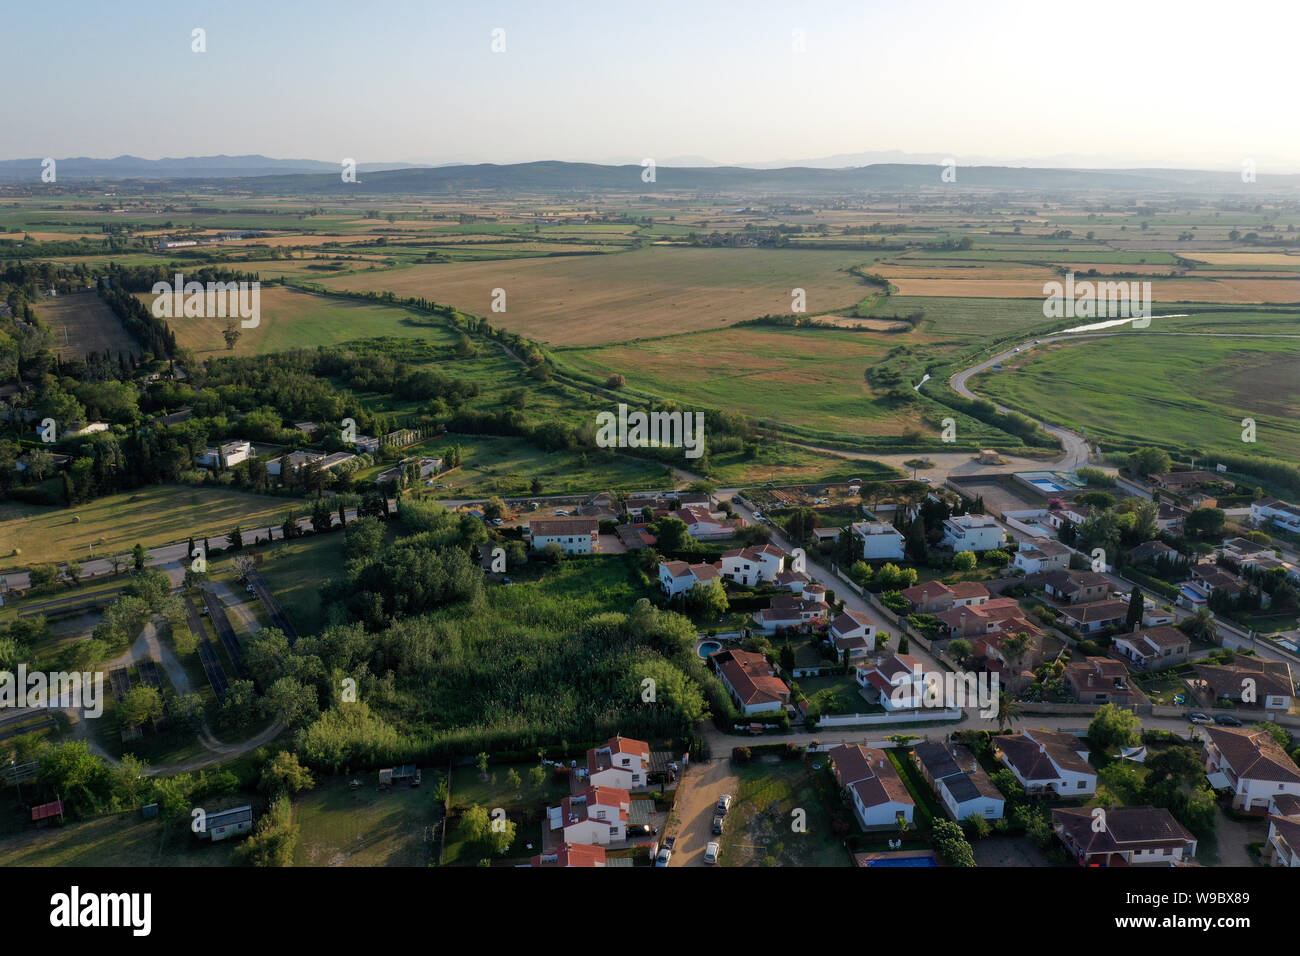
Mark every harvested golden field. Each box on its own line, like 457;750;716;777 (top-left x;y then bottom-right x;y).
1056;262;1181;276
876;260;1057;281
1185;252;1300;266
320;246;876;344
887;275;1300;302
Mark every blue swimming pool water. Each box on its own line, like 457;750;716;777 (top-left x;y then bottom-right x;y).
866;855;938;867
697;641;722;659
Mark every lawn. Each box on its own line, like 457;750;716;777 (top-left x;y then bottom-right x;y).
293;774;443;866
233;532;348;637
0;812;241;866
716;759;851;867
0;485;295;570
448;761;570;812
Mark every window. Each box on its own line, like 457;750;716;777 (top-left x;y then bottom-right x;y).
1078;781;1086;789
609;826;618;836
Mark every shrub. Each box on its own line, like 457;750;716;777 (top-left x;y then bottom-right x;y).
732;746;752;765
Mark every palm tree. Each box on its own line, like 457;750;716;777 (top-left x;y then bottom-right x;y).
995;691;1022;732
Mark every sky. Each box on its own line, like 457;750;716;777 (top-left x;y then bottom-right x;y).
4;0;1298;170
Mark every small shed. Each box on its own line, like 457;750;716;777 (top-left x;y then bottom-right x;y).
201;805;254;842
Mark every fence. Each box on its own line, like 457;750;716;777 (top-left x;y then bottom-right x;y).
815;709;963;728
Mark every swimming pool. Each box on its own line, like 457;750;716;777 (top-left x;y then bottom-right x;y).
697;641;722;659
865;855;938;867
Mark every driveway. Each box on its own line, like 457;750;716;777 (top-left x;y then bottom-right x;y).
668;757;737;866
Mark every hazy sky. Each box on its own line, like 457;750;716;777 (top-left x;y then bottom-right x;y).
5;0;1297;169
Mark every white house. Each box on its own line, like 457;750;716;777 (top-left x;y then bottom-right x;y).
266;449;324;477
586;736;651;790
353;435;381;454
755;595;829;633
913;741;1004;822
196;440;252;469
718;545;787;586
1112;626;1191;671
941;513;1005;552
671;506;730;538
1012;538;1071;574
1203;726;1300;812
1265;794;1300;868
851;520;905;561
1253;497;1300;535
829;609;876;660
657;560;721;598
828;744;915;829
528;517;600;555
855;653;927;712
1052;806;1197;866
548;785;630;845
994;729;1097;796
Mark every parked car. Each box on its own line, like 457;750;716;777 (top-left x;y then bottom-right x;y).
628;823;656;836
1214;714;1243;727
711;813;725;835
655;847;671;867
1189;712;1213;725
704;842;720;865
555;509;570;516
716;794;732;814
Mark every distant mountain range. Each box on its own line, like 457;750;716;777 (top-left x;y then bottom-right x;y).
0;154;434;180
0;154;1294;194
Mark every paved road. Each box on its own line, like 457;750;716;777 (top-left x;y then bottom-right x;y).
948;336;1092;471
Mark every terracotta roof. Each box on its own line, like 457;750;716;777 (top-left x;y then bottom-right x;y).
531;842;607;867
1205;726;1300;784
831;609;872;634
1053;806;1195;854
995;729;1094;779
1060;600;1129;624
1193;655;1294;703
530;517;599;537
829;744;915;810
714;649;790;707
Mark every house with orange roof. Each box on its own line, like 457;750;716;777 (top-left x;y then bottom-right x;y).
547;785;631;845
530;842;607;867
586;736;651;790
711;648;790;715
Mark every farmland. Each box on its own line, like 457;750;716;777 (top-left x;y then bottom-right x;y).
36;291;138;359
0;485;294;569
320;246;879;345
138;285;454;357
974;333;1300;460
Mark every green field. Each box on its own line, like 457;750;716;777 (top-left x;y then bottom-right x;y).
293;775;443;866
0;485;300;570
975;333;1300;460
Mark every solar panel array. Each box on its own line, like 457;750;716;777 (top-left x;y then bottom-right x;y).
183;595;230;702
247;569;299;646
201;588;249;679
